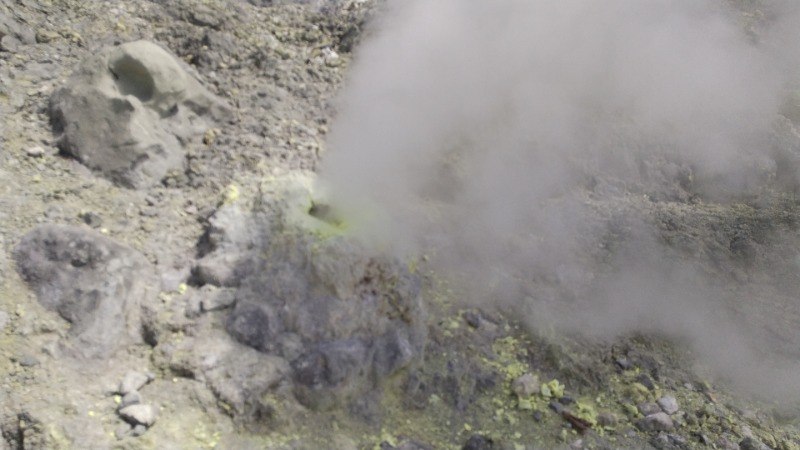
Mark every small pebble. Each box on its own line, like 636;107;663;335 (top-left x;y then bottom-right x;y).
463;311;481;328
118;404;157;427
0;311;8;332
119;371;153;395
559;395;575;405
18;354;40;367
462;434;493;450
636;412;674;432
636;373;656;391
657;395;679;415
80;211;102;228
638;402;661;416
26;146;45;157
549;401;564;414
512;373;539;398
597;412;618;427
139;207;158;217
615;357;633;370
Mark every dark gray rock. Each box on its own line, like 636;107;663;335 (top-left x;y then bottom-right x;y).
650;432;688;450
291;338;370;410
48;40;231;189
14;225;157;358
638;402;662;416
217;173;427;412
462;434;494;450
548;401;564;414
79;211;102;228
740;437;772;450
230;245;426;411
636;373;656;390
226;300;279;353
463;310;481;328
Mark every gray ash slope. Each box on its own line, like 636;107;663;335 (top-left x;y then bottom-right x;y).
1;0;800;450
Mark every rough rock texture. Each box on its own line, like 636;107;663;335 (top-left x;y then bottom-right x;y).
14;224;157;358
637;412;675;433
153;327;295;425
0;10;35;52
118;404;157;427
2;0;800;449
48;40;231;189
200;174;427;411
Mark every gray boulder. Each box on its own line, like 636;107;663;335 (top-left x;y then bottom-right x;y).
49;40;230;189
14;225;158;358
199;173;428;412
153;327;293;424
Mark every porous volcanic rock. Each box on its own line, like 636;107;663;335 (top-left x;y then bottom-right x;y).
198;173;428;411
14;224;158;358
48;40;231;189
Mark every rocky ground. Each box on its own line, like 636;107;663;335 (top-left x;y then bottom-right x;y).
2;0;800;449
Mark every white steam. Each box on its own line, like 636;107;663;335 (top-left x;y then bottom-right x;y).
322;0;800;400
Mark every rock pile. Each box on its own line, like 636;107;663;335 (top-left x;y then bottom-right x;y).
114;371;157;438
13;174;427;426
195;173;428;412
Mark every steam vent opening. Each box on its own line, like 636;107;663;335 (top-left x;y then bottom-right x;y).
109;55;155;102
308;201;343;227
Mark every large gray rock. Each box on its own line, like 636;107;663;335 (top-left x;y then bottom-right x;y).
230;240;425;411
198;173;428;412
14;225;158;358
154;327;294;425
49;40;230;189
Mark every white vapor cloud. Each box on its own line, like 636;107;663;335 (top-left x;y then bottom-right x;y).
322;0;800;401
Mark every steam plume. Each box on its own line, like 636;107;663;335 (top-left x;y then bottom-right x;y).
322;0;800;401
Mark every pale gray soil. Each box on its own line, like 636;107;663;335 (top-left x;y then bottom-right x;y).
1;1;800;450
